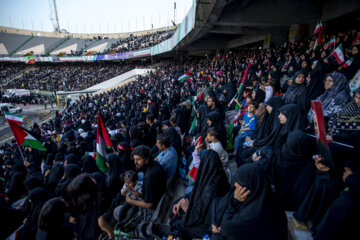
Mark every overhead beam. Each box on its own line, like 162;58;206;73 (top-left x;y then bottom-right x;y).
227;35;265;49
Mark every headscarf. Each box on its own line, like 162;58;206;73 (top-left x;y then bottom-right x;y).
272;130;316;210
279;104;305;136
297;70;325;112
274;104;305;151
117;142;134;170
81;155;101;174
106;153;125;194
6;172;26;202
283;71;306;104
46;163;64;193
55;164;81;199
21;187;53;239
197;104;210;136
218;164;288;240
184;150;230;238
308;72;351;122
253;96;284;147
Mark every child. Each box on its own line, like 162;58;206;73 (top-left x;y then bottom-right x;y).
206;127;231;183
113;170;143;227
206;127;228;170
234;102;258;155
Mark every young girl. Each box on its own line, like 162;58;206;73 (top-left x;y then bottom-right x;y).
113;170;143;227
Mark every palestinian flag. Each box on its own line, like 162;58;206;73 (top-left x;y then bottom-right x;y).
225;116;239;150
325;36;335;50
7;120;46;151
343;58;353;68
228;60;253;110
189;101;199;134
311;101;333;168
313;31;321;51
178;73;190;82
85;152;96;160
96;114;113;173
4;112;23;125
331;44;345;65
189;115;198;134
314;21;323;35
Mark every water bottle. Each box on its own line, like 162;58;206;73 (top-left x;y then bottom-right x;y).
203;234;210;240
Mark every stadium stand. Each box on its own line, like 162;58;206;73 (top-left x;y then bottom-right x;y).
1;1;360;240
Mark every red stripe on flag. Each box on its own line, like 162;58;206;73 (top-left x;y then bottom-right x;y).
311;101;328;148
96;114;113;148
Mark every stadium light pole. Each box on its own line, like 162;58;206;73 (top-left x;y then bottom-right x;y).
174;2;176;24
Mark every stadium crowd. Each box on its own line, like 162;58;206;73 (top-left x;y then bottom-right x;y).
0;62;144;91
0;26;359;240
105;29;175;54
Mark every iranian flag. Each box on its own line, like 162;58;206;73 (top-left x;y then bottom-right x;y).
331;44;345;65
343;58;353;68
311;101;333;168
7;120;47;151
25;56;36;65
325;36;335;50
313;31;321;51
85;152;96;160
314;21;323;35
178;72;190;82
4;112;23;125
96;114;113;173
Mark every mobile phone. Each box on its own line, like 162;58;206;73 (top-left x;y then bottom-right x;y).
199;136;203;145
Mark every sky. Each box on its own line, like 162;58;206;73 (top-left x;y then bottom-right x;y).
0;0;193;34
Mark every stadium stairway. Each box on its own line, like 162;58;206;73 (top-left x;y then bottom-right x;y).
286;211;313;240
8;35;34;57
46;38;69;56
80;39;99;54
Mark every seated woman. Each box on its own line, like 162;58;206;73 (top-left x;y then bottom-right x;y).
307;72;351;124
240;96;284;155
268;130;317;211
293;154;339;232
326;87;360;174
238;103;303;166
36;197;74;240
67;174;114;240
251;87;266;127
170;150;230;240
283;71;307;104
18;187;53;240
211;163;288;240
314;166;360;240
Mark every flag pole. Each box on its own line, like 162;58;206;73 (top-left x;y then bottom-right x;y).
17;145;26;162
